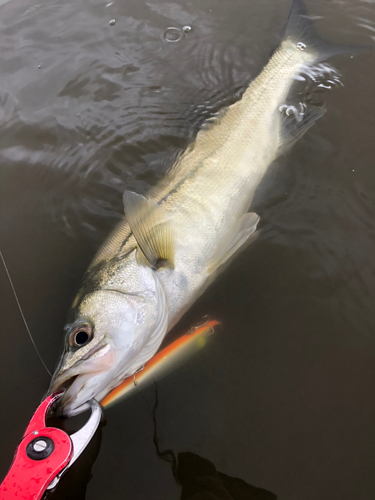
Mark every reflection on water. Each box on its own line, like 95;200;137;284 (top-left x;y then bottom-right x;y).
47;387;277;500
1;0;375;498
152;388;277;500
173;452;276;500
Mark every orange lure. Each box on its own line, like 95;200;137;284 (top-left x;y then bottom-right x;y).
101;319;219;408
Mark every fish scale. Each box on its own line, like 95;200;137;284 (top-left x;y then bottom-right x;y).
88;41;315;326
154;40;316;325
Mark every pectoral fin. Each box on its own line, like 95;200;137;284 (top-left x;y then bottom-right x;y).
123;190;174;268
207;212;260;275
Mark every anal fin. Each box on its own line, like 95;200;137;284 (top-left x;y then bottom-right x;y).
207;212;260;275
278;104;326;151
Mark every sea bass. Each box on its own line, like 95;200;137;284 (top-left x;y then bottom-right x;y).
50;0;338;415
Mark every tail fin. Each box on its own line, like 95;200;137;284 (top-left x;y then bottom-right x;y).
283;0;370;62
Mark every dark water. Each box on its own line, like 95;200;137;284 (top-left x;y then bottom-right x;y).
1;0;375;498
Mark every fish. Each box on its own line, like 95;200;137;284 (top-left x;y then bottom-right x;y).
101;319;219;408
50;0;346;415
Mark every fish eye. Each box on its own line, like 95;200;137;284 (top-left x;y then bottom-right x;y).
69;324;93;348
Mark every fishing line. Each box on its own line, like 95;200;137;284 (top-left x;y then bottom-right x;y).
0;250;52;377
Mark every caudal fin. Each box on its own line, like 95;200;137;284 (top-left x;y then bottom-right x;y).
283;0;370;62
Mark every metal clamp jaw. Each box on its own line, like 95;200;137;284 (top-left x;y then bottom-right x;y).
0;393;102;500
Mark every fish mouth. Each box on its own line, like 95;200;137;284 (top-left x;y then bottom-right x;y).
49;376;79;417
49;372;77;399
50;370;101;416
49;342;116;416
50;342;112;387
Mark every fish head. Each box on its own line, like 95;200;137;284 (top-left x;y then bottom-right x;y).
49;255;168;416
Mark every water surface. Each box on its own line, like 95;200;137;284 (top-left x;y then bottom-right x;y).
1;0;375;498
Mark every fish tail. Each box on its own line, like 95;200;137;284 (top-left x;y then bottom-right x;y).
283;0;369;62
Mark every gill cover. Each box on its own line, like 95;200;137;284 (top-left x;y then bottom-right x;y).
50;267;169;416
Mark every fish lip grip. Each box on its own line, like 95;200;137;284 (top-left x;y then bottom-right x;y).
0;392;102;500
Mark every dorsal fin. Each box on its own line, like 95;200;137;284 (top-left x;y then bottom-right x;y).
123;190;174;268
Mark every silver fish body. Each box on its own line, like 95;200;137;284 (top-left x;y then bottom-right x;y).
50;0;334;415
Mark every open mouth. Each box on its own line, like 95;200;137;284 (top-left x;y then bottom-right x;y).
50;343;114;392
49;369;80;394
49;343;116;416
51;374;79;394
48;375;79;417
53;374;94;417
